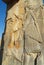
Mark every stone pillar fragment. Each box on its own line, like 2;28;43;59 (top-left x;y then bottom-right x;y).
1;0;44;65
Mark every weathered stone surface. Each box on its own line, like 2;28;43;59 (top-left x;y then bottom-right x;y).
25;36;41;53
1;0;44;65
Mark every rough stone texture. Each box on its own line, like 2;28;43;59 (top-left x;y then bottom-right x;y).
1;0;44;65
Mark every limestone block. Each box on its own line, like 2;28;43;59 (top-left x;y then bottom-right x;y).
1;0;44;65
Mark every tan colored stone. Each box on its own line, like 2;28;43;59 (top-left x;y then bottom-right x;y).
2;0;44;65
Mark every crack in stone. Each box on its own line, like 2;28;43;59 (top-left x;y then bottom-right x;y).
34;52;41;65
26;33;42;44
6;54;22;63
13;13;23;21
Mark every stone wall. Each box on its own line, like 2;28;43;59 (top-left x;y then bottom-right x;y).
1;0;44;65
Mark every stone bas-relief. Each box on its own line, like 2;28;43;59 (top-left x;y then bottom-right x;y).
1;0;44;65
